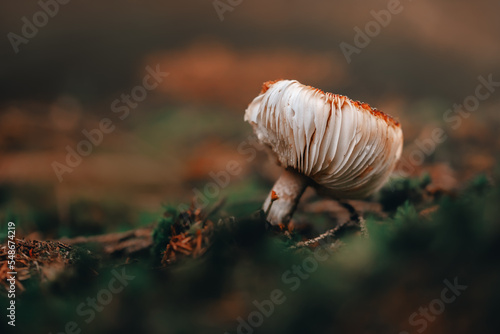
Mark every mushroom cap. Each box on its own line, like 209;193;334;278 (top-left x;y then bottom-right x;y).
245;79;403;199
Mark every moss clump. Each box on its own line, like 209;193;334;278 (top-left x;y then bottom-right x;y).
378;173;431;211
151;206;179;263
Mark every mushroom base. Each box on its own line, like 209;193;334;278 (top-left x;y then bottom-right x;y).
263;169;309;225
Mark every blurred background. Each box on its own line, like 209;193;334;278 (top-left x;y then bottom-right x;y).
1;0;499;237
1;1;500;334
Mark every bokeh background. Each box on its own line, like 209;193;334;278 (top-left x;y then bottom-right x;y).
1;0;499;237
0;1;499;333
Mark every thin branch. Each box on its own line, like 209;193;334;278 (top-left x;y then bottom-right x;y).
59;226;154;256
291;200;369;249
291;220;349;249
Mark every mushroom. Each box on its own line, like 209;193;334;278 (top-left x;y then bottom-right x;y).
244;80;403;225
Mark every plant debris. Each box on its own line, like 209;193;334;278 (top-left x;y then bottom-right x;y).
0;239;72;293
156;206;216;266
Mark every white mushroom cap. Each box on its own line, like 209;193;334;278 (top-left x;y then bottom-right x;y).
245;79;403;199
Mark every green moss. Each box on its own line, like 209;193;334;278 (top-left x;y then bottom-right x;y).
378;173;431;211
150;206;179;262
464;173;492;196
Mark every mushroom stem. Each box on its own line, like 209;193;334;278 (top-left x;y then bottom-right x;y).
263;169;309;225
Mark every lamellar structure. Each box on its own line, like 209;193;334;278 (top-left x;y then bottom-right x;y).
245;80;403;224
